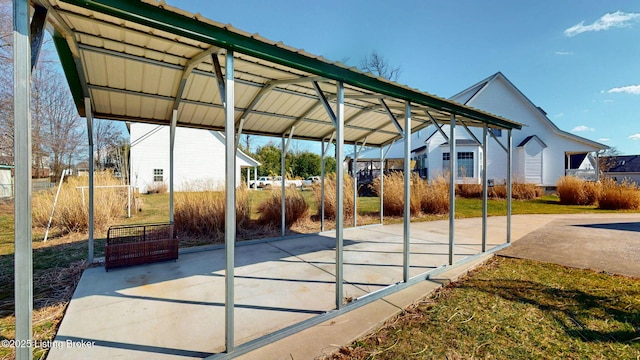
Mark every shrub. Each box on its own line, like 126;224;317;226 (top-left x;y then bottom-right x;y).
557;176;600;205
421;175;450;215
174;187;250;237
511;183;545;200
257;189;310;227
598;179;640;210
313;173;354;219
456;184;483;198
371;172;449;216
32;171;129;234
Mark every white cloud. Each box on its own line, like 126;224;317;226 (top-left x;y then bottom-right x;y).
572;125;595;132
629;134;640;141
608;85;640;95
564;11;640;37
554;112;564;118
598;138;611;142
555;51;573;55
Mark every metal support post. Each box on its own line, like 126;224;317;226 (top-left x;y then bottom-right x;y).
281;136;286;236
353;143;357;227
14;0;33;357
223;50;236;353
403;102;411;282
379;147;384;225
506;129;512;244
321;139;326;232
85;98;94;263
448;115;456;265
482;124;488;252
169;110;177;224
335;81;345;309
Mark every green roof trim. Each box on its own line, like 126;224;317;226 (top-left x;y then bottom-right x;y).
52;30;86;115
61;0;521;130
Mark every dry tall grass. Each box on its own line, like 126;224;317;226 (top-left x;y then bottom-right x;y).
313;173;354;219
557;176;601;205
32;172;128;234
457;182;543;200
598;179;640;210
257;189;310;227
174;187;250;237
371;173;449;216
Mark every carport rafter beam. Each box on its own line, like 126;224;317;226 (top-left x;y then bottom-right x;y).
212;53;226;105
235;76;325;127
29;4;48;72
318;104;379;139
284;101;322;135
380;99;404;137
313;81;337;126
459;119;481;145
490;128;508;153
424;111;449;142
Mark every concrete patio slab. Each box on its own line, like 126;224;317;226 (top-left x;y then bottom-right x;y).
48;214;561;359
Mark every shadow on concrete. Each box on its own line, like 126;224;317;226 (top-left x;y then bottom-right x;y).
573;222;640;233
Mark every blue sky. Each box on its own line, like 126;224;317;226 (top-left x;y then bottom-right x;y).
168;0;640;155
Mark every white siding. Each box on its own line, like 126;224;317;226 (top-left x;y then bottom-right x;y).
523;140;543;184
130;123;255;193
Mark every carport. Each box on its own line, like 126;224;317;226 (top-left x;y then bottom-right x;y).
12;0;522;359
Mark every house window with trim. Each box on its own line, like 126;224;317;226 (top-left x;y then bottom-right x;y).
442;152;450;172
442;152;475;177
457;152;474;177
153;169;164;182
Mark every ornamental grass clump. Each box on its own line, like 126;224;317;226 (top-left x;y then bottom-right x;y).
174;187;250;237
371;172;449;216
556;176;600;205
257;189;310;227
598;179;640;210
32;171;128;234
313;172;354;219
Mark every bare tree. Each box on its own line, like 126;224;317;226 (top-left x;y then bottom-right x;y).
0;0;13;163
598;147;621;173
94;119;123;170
359;50;401;81
34;63;84;181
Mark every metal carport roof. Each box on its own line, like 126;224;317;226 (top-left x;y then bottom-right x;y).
37;0;520;147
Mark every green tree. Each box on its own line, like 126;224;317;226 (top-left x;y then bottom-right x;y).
292;151;320;179
254;142;294;177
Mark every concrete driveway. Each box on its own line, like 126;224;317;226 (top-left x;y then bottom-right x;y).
499;213;640;278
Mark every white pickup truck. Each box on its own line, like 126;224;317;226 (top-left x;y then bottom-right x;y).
249;176;302;189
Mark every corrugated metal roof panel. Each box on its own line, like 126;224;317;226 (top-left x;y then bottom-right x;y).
42;0;522;148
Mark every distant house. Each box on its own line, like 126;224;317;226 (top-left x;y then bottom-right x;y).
0;164;13;198
129;123;260;193
603;155;640;185
351;72;607;187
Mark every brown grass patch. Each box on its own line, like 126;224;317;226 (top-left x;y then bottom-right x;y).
257;189;310;228
313;173;354;219
174;187;250;238
370;173;450;216
557;176;600;205
598;179;640;210
31;172;129;235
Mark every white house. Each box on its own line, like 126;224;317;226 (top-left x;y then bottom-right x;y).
0;165;13;198
129;123;260;193
352;72;607;187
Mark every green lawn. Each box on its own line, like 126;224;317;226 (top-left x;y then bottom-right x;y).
330;257;640;359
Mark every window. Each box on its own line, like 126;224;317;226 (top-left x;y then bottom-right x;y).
442;152;474;177
457;152;474;177
153;169;164;182
442;152;450;172
489;128;502;137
